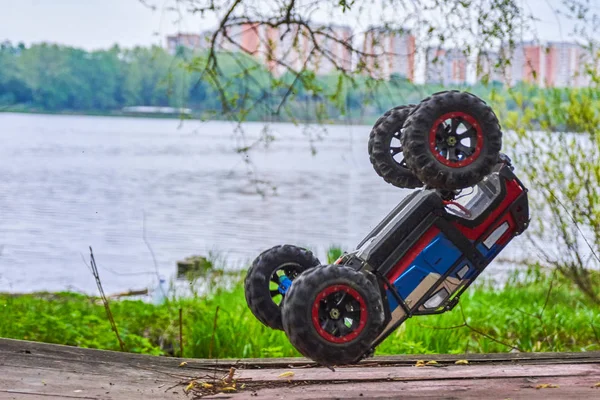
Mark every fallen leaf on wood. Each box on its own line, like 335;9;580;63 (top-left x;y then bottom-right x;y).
455;359;469;365
278;371;295;378
185;381;196;392
201;382;213;389
179;362;188;367
593;382;600;388
426;360;438;365
415;360;425;367
536;383;559;389
221;386;237;392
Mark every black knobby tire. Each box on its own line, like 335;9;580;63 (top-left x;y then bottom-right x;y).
368;105;423;189
245;245;320;331
402;91;502;190
282;265;385;366
370;105;402;131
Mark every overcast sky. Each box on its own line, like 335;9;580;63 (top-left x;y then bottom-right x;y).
0;0;207;49
0;0;580;50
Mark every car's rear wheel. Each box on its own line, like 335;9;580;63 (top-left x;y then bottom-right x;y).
368;105;423;189
245;245;321;331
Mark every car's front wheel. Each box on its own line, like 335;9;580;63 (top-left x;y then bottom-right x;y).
282;265;385;366
402;91;502;190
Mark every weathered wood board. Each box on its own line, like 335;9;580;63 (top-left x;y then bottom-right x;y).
1;338;599;399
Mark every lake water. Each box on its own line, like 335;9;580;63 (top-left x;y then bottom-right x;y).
0;113;527;294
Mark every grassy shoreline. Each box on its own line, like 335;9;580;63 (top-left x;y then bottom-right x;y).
1;266;598;359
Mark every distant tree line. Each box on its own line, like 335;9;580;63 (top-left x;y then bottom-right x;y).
0;42;213;113
0;41;509;122
1;41;577;125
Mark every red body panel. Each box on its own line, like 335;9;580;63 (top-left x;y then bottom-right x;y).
454;178;524;241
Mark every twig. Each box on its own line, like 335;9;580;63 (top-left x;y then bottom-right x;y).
459;303;522;352
539;269;557;318
142;211;164;293
109;288;149;299
88;246;126;352
537;178;600;266
179;307;185;357
415;322;468;331
590;319;600;346
209;306;220;359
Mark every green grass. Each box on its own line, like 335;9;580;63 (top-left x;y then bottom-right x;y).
1;266;598;359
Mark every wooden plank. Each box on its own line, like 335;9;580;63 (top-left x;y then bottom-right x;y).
0;338;229;375
0;365;186;400
232;362;600;381
1;339;600;399
216;376;600;400
3;338;600;369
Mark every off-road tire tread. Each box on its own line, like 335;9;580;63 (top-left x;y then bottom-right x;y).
282;265;385;366
402;91;502;190
245;245;320;331
368;105;423;189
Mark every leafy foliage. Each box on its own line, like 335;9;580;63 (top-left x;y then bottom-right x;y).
486;0;600;301
1;267;598;358
492;85;600;304
0;43;220;113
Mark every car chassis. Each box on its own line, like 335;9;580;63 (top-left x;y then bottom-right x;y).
331;158;529;355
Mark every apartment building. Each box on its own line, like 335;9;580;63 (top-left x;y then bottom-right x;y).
263;23;353;76
166;32;211;55
309;24;353;75
476;51;504;84
167;24;352;76
361;27;415;81
544;41;594;87
507;41;545;86
425;47;467;85
507;41;595;87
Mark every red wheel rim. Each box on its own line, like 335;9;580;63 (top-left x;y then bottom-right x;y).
428;112;483;167
311;284;368;344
